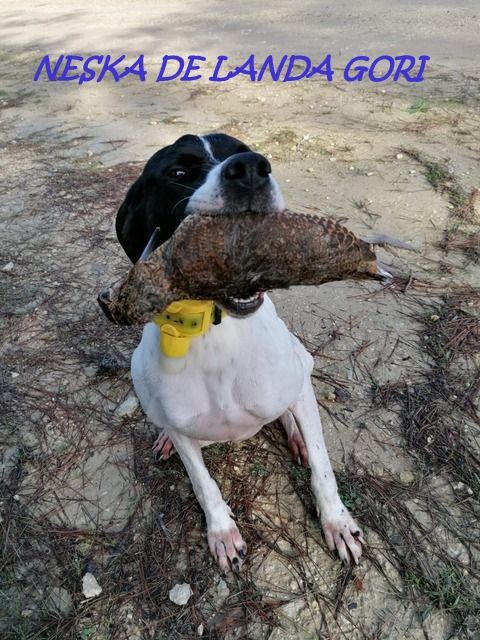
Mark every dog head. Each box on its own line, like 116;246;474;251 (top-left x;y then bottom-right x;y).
116;132;285;316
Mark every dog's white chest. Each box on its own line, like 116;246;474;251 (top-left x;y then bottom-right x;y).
131;296;309;442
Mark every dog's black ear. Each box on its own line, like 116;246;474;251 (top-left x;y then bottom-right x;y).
116;178;148;263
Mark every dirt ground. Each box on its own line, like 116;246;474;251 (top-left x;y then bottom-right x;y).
1;2;479;639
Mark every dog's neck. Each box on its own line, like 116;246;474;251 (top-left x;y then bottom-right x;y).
153;300;225;358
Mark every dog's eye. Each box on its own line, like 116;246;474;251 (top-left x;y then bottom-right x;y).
168;168;187;179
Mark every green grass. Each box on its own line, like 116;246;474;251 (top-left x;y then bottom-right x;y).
408;99;430;114
425;163;450;191
250;462;269;477
406;565;478;616
290;464;310;481
337;481;364;511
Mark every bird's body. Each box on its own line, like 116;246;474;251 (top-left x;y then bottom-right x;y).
99;209;380;325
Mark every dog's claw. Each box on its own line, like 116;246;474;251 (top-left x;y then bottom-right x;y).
281;412;309;467
232;557;241;574
321;506;365;565
152;430;175;461
208;523;247;573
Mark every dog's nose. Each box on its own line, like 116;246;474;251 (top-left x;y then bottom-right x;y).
221;152;271;192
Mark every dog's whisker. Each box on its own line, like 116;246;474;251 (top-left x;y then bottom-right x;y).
171;195;193;216
169;182;197;191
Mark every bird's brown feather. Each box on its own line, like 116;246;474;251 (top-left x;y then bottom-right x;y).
99;210;380;325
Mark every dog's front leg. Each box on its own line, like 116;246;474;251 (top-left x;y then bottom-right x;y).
167;429;247;573
291;379;365;564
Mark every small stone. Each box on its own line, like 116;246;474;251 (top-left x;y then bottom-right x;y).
430;314;440;322
116;395;139;418
86;150;94;157
216;578;230;599
169;582;193;606
396;153;404;160
82;572;102;599
149;120;158;126
334;387;351;403
366;171;374;176
371;463;385;477
98;353;120;376
197;623;204;636
46;587;73;615
2;261;14;272
11;372;19;379
400;470;415;484
325;391;336;402
0;446;20;480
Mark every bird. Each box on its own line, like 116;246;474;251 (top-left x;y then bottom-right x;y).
98;209;392;326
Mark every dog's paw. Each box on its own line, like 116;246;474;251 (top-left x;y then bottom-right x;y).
321;506;365;565
208;521;247;574
287;430;309;467
280;411;309;467
152;430;175;461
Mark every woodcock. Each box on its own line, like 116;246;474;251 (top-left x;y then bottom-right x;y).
98;209;391;325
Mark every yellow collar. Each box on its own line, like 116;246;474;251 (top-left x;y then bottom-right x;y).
153;300;225;358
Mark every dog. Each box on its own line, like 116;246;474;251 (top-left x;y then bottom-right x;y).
115;133;364;572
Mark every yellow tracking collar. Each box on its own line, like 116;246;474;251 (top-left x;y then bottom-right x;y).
153;300;225;358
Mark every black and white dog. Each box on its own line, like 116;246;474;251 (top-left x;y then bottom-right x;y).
116;133;364;572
